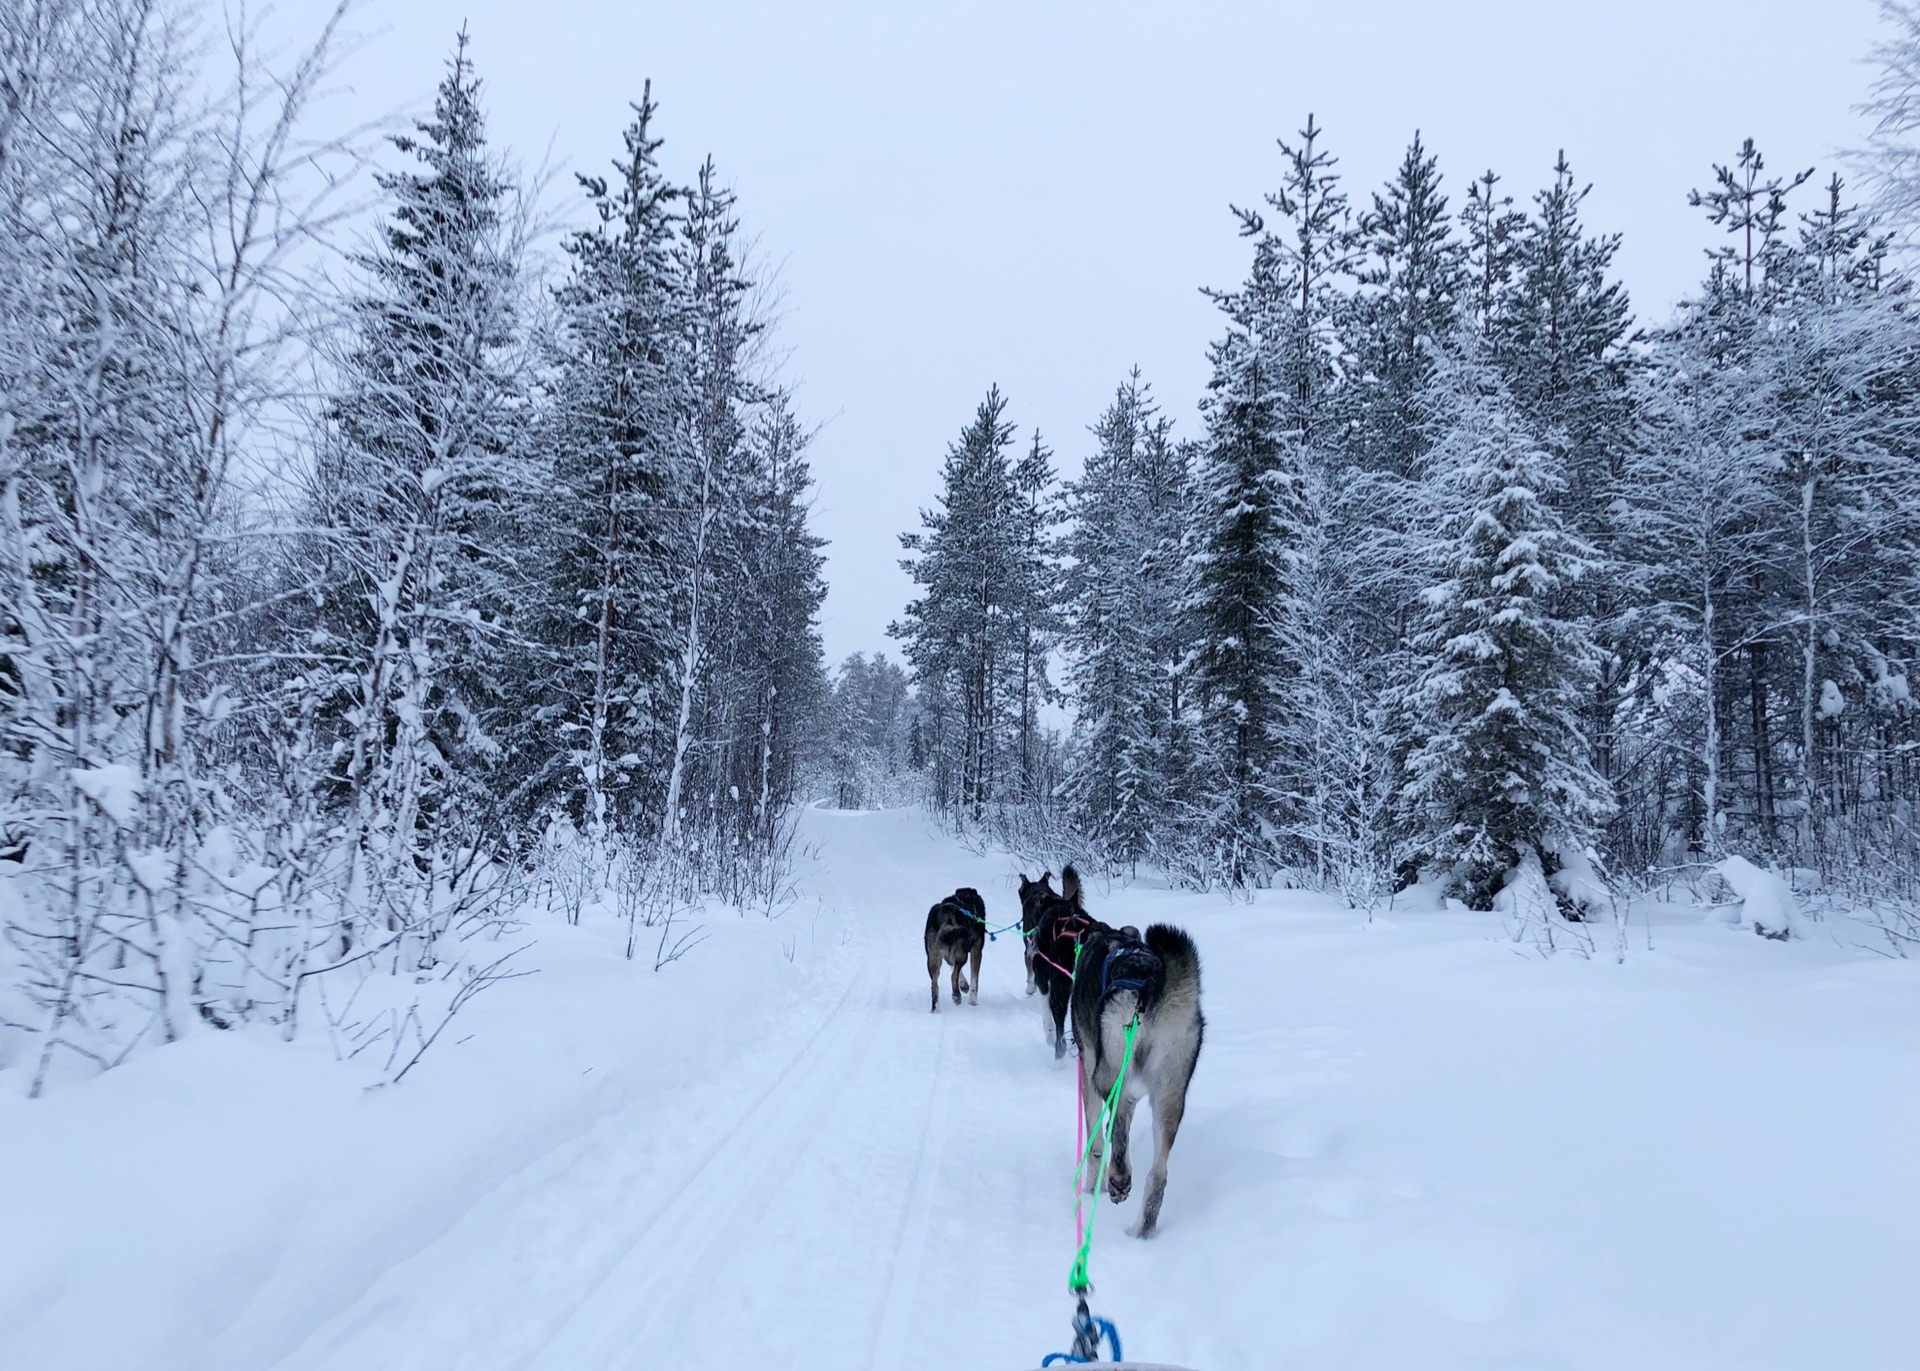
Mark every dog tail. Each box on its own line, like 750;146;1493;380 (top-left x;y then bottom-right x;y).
1061;863;1082;908
1143;924;1203;1047
1144;923;1200;993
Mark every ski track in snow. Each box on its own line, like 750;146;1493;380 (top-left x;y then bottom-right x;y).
267;809;1076;1371
7;806;1920;1371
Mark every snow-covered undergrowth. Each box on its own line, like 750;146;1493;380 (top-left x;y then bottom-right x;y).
5;807;1919;1371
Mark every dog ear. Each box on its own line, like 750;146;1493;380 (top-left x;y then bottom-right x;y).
1061;866;1080;903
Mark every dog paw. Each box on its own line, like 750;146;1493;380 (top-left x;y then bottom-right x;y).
1108;1177;1132;1204
1126;1219;1157;1239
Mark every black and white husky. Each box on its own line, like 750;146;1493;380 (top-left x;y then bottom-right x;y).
1069;919;1204;1239
923;887;987;1012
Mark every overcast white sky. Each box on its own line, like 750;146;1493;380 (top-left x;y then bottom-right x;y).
312;0;1887;667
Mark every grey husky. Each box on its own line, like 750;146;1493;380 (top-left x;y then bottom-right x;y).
1069;919;1204;1238
923;887;987;1011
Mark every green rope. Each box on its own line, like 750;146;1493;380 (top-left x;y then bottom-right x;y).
1068;1013;1140;1295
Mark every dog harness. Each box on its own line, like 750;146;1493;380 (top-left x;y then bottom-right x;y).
1098;941;1160;1001
1032;909;1094;982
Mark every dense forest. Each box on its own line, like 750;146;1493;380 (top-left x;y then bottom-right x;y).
0;5;825;1091
877;13;1920;941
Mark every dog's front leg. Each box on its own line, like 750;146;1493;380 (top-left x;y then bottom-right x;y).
1024;942;1037;995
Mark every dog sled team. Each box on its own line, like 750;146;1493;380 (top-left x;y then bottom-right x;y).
922;866;1204;1240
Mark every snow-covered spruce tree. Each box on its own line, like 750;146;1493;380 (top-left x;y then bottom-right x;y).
535;86;692;853
1491;154;1637;801
892;387;1054;820
1497;154;1636;510
1345;132;1467;482
1398;339;1613;908
1183;115;1355;884
692;387;830;902
1183;306;1295;883
301;31;537;965
1063;371;1177;867
1008;429;1063;812
1460;168;1528;339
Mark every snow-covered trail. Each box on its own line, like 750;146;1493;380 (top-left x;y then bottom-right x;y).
270;808;1077;1371
7;807;1920;1371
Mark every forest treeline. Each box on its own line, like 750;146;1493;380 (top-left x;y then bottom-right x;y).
0;5;825;1091
872;20;1920;937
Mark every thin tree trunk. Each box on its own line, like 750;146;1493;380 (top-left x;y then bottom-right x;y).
1701;587;1721;855
1751;642;1775;840
1799;471;1818;854
662;438;718;851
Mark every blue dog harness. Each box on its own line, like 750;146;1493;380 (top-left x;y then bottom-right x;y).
1099;940;1159;1001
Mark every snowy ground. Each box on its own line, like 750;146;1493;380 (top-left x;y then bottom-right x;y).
5;807;1920;1371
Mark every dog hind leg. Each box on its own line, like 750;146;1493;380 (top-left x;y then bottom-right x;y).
1049;980;1072;1060
1078;1052;1103;1193
1105;1087;1140;1204
1129;1071;1190;1238
927;947;942;1013
967;944;982;1005
951;958;963;1006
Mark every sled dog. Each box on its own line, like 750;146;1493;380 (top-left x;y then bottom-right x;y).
1069;920;1204;1239
1015;869;1055;995
923;887;987;1012
1025;865;1101;1059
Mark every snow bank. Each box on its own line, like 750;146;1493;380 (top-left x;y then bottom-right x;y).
1715;854;1804;940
